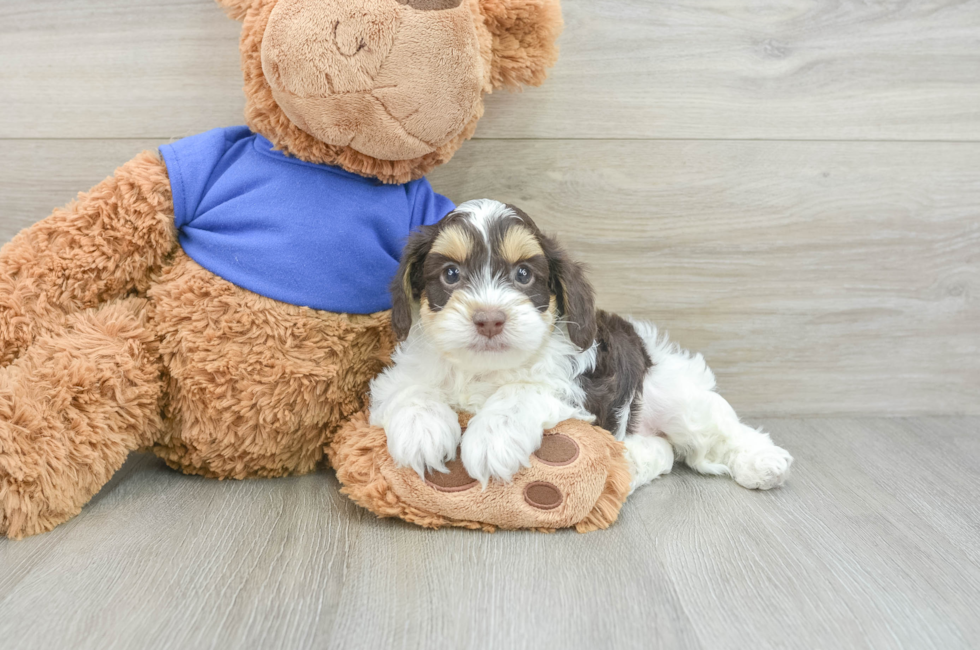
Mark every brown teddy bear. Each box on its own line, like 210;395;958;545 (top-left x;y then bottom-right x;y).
0;0;629;539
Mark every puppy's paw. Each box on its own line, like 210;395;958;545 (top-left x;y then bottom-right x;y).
385;402;462;479
461;413;542;486
731;445;793;490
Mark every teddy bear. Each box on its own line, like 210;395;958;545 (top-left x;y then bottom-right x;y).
0;0;631;539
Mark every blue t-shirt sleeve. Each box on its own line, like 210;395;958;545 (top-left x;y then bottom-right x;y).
159;126;252;229
407;177;455;231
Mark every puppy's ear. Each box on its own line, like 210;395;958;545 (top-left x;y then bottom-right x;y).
215;0;253;21
390;225;437;341
480;0;564;90
540;234;597;350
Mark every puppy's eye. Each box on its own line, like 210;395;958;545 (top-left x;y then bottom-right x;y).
514;265;533;285
442;265;461;285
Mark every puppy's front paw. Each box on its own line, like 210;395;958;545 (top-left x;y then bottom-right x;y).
385;403;462;479
461;414;542;486
731;445;793;490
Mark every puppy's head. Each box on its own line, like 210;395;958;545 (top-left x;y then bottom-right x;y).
391;199;596;368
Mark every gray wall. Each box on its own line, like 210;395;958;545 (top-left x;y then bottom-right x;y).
1;0;978;415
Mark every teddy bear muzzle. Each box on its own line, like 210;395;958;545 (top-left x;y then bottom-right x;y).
260;0;484;161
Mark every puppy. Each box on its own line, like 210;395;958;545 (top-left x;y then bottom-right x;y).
370;199;793;491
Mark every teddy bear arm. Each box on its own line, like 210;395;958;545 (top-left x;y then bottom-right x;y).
0;150;178;366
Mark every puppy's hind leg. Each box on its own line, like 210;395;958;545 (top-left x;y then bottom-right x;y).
623;433;674;494
630;321;793;490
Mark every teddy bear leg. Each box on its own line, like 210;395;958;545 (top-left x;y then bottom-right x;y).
0;298;164;539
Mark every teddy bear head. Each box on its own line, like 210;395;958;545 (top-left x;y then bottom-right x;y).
217;0;562;183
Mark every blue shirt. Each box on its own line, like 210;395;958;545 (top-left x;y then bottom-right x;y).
159;126;453;313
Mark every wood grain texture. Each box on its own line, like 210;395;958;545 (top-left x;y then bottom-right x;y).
0;454;361;650
2;3;978;649
2;0;979;140
0;417;978;650
431;139;980;416
5;138;975;415
0;139;167;239
0;0;243;141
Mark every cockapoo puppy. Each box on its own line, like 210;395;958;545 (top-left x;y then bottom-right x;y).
370;199;793;492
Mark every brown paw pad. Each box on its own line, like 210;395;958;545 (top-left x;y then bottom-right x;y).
425;453;477;492
523;481;563;510
533;434;580;466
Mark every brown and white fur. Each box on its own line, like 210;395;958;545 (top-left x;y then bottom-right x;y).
369;199;793;492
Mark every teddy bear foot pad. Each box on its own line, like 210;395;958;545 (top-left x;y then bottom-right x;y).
328;412;631;533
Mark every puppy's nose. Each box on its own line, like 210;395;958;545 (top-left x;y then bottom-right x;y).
473;310;506;339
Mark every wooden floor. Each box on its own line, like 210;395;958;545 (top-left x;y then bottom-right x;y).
1;417;978;650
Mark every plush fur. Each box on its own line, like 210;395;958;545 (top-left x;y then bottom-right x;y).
0;299;164;536
481;0;562;89
1;0;612;539
328;413;631;533
370;200;793;493
235;0;562;183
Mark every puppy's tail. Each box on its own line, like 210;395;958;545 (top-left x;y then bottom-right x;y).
628;319;714;386
625;319;728;481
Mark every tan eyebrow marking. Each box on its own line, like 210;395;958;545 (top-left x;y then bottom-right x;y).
499;225;544;264
431;225;473;262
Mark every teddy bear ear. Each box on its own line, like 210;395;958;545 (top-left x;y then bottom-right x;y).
215;0;253;21
480;0;564;90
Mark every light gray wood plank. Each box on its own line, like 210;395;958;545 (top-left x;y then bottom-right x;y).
480;0;980;141
0;0;243;140
1;417;978;650
0;139;167;241
628;417;980;650
325;514;701;650
432;140;980;417
1;138;977;416
0;455;360;650
2;0;979;141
